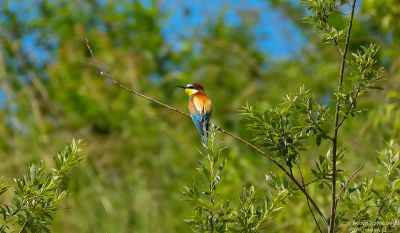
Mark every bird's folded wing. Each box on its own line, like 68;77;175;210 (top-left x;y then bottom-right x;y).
193;93;212;114
189;93;212;136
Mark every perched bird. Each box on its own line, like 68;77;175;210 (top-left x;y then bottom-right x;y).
177;83;212;144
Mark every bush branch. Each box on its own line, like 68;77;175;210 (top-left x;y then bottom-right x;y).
330;0;357;232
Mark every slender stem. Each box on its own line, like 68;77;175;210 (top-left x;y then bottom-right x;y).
329;1;357;232
308;111;333;141
85;38;328;225
334;41;344;56
18;220;27;233
297;161;323;233
307;199;323;233
302;177;322;188
372;198;386;233
336;86;361;129
334;162;365;208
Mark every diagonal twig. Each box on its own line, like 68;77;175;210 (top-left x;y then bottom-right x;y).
296;160;323;233
335;161;365;208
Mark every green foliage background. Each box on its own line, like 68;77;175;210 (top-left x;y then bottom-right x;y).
0;0;399;232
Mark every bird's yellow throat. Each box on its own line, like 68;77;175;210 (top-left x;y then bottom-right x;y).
185;89;198;96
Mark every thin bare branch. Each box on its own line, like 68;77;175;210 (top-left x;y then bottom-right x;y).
85;39;188;117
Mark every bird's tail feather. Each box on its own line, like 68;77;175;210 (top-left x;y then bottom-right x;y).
201;133;208;145
201;121;210;145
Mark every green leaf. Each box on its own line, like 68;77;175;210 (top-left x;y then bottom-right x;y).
316;135;322;146
367;86;384;90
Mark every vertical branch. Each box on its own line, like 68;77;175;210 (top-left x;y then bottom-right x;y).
329;0;357;232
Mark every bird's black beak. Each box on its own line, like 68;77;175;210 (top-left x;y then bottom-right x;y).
176;85;186;89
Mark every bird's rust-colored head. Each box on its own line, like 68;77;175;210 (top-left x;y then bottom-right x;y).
177;83;205;96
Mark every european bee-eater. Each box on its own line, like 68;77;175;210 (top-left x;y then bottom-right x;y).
177;83;212;144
